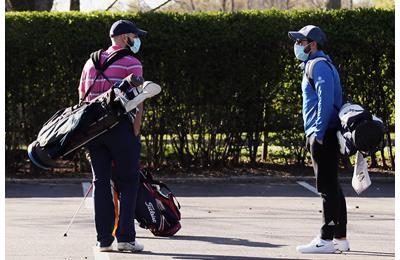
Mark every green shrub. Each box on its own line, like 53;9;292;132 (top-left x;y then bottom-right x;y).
5;9;394;171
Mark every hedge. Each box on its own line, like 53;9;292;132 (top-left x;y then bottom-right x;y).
5;9;395;171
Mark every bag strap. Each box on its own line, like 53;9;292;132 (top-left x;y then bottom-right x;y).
80;48;134;103
95;48;134;76
305;57;342;112
305;57;329;90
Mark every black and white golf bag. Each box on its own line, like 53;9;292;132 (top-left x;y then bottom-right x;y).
337;102;385;156
28;77;161;170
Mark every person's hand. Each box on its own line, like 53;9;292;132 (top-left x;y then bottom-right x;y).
133;103;143;136
316;138;323;145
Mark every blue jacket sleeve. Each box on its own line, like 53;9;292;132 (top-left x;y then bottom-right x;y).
313;61;334;141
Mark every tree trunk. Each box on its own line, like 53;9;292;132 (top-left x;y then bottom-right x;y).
221;0;227;11
248;132;259;164
261;130;268;161
326;0;341;9
9;0;53;11
34;0;53;10
6;0;13;11
247;0;253;9
231;0;235;11
385;131;395;170
380;148;388;169
370;153;378;168
70;0;80;11
190;0;196;10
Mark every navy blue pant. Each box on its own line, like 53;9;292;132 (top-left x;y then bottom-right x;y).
87;117;140;246
306;129;347;240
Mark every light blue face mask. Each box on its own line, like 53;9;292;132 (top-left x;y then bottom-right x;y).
128;37;141;54
293;43;310;61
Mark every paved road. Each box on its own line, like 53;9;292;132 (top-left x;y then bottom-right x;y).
5;177;395;260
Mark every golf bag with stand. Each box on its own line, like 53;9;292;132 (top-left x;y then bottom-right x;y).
112;171;181;237
27;76;161;170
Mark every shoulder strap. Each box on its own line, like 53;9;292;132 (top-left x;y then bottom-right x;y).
96;48;134;74
305;57;329;90
305;57;343;112
80;48;134;103
90;49;103;71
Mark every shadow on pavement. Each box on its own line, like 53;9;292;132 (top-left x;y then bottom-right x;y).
110;250;305;260
139;235;282;248
5;183;84;198
343;250;395;258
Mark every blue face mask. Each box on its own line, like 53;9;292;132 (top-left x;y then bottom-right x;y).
293;43;310;61
128;37;141;54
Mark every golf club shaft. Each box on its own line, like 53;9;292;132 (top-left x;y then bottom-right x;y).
63;182;93;236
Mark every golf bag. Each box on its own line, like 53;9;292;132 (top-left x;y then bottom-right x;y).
337;103;385;156
28;78;161;170
112;171;181;237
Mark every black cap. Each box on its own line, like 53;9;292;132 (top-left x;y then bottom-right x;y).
109;20;147;37
288;25;326;46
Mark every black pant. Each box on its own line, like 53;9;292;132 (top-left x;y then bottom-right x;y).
306;129;347;240
87;118;141;246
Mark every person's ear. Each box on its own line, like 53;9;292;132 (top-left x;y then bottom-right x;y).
311;41;318;50
304;42;312;53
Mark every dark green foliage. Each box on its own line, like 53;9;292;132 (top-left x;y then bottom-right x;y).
5;9;394;171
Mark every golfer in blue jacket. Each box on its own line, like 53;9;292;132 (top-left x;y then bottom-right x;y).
288;25;350;254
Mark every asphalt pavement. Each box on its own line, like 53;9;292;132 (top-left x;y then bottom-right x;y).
5;177;395;260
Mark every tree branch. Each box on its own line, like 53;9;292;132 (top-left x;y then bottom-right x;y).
149;0;173;12
106;0;119;11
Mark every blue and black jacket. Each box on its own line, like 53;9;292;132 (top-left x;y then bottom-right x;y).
301;50;343;141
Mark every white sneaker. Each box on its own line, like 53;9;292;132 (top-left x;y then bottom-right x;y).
96;242;113;252
117;241;144;252
333;238;350;251
296;236;336;254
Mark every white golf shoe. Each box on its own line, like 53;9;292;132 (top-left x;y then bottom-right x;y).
96;242;113;252
296;236;336;254
117;240;144;252
333;238;350;252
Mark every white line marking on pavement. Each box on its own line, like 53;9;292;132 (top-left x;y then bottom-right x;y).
297;181;319;195
82;182;93;209
92;246;111;260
